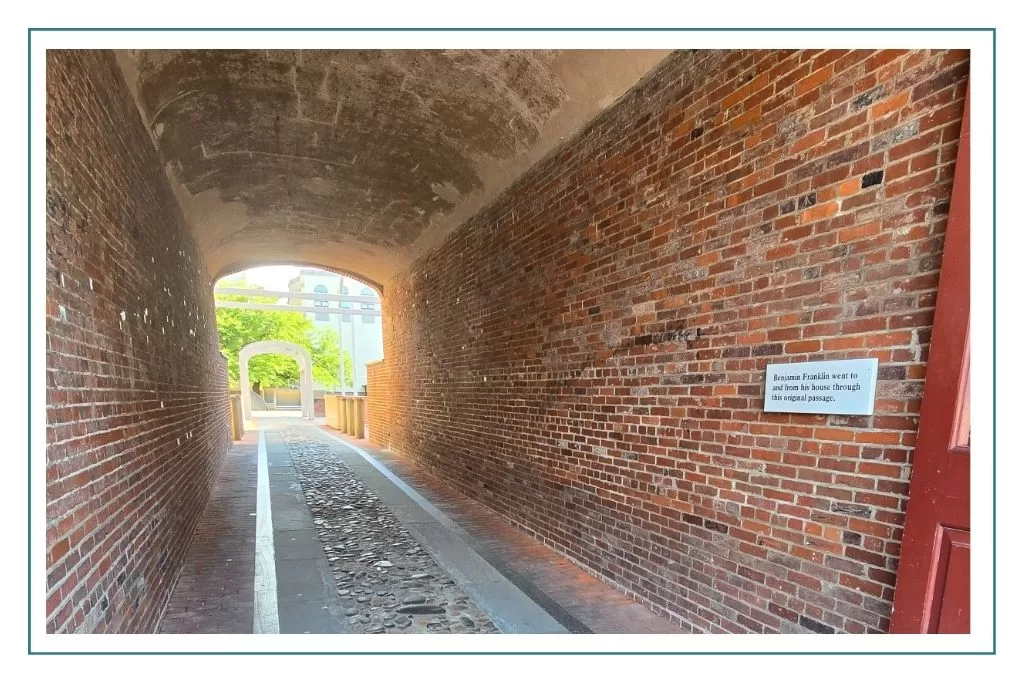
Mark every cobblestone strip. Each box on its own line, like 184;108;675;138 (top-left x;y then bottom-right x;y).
282;428;498;634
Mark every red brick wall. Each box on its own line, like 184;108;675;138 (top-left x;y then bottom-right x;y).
381;49;968;633
45;50;230;633
366;360;389;446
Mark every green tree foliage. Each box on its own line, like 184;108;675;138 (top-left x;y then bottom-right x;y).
215;278;352;389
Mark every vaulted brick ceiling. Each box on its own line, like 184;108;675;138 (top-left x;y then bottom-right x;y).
116;49;669;287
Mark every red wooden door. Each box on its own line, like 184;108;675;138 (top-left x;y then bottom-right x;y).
890;86;971;633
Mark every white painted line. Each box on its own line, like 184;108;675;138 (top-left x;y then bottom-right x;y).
253;428;280;634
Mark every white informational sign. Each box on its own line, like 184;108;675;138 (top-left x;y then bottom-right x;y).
763;358;879;415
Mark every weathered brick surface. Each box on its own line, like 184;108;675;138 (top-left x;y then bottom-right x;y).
372;49;968;633
45;50;230;633
365;360;389;446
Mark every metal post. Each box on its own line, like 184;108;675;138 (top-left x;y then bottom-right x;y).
350;313;357;392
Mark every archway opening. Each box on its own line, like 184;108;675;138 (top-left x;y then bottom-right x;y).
239;340;314;420
245;352;304;417
213;264;384;395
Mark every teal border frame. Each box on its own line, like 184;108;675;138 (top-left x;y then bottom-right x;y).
27;27;997;656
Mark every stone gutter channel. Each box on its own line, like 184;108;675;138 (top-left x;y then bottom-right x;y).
267;424;568;634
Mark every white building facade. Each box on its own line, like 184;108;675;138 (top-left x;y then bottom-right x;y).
288;268;383;392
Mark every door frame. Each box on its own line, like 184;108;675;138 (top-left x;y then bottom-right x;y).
889;84;971;633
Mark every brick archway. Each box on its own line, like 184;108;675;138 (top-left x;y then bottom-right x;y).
239;340;315;420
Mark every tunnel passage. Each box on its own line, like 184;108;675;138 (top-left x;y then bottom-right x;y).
45;47;969;634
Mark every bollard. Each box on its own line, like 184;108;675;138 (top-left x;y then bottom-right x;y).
334;394;344;431
345;397;356;436
229;394;244;440
352;397;364;439
324;394;337;429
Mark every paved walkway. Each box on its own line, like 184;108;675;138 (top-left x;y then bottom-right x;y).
158;418;682;634
158;434;257;634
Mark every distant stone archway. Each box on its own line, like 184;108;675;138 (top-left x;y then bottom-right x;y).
239;340;314;420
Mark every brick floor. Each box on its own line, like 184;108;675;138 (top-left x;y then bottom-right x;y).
158;434;258;634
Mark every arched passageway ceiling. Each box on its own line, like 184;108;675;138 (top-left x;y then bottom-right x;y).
116;49;671;286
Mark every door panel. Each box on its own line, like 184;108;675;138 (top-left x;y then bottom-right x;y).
932;527;971;633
